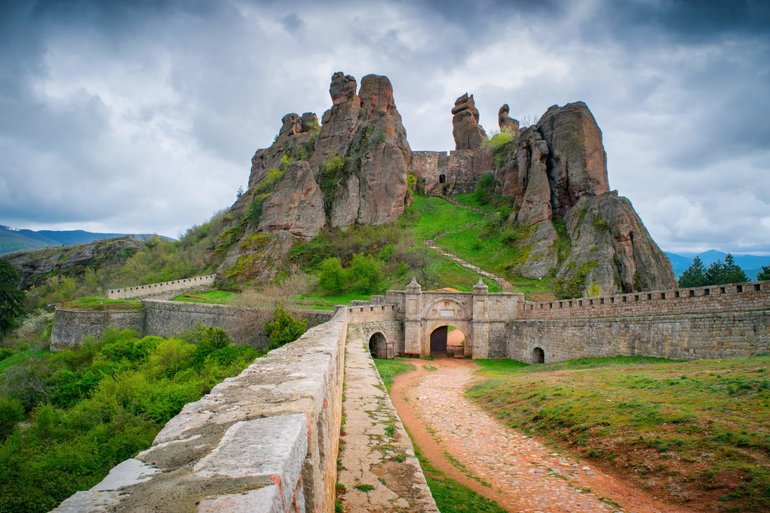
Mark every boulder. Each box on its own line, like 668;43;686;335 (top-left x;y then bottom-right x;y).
258;161;325;238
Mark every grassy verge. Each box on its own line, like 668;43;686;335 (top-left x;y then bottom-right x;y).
414;445;508;513
468;355;770;512
171;290;238;304
373;358;414;391
61;296;143;310
294;291;373;310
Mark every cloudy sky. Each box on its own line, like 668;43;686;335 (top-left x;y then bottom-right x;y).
1;0;769;253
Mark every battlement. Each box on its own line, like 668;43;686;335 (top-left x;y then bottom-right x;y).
107;274;217;299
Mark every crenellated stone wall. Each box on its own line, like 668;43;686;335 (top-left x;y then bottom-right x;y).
54;308;349;513
107;275;217;299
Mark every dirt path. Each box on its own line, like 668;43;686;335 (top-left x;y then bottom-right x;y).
391;357;693;513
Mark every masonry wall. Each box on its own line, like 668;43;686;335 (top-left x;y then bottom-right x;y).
107;274;217;299
54;308;349;513
506;311;770;363
51;300;333;351
50;309;145;351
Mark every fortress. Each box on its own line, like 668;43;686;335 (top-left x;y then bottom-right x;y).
50;277;769;513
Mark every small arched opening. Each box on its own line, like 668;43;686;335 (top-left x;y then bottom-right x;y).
438;174;446;184
430;325;466;358
369;332;387;359
532;347;545;364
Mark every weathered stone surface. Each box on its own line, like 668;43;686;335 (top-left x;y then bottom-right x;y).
258;161;325;238
536;101;609;215
452;93;486;150
498;104;520;136
558;193;677;296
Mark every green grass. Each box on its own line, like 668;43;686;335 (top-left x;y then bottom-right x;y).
424;254;501;293
61;296;143;310
413;445;508;513
373;358;415;391
468;355;770;512
171;290;238;304
293;291;373;310
0;348;50;375
401;196;554;299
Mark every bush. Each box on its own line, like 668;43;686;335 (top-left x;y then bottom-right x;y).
0;397;24;440
318;257;346;295
264;305;307;350
349;254;384;294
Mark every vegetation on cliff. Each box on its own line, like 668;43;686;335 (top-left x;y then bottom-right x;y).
0;326;260;513
468;356;770;513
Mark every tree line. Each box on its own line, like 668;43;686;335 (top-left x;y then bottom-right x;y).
679;254;769;288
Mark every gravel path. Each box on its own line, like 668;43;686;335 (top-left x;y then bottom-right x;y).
396;359;689;513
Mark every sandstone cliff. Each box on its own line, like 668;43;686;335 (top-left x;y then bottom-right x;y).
489;101;675;296
217;72;411;283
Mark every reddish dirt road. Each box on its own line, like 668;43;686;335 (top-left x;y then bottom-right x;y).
390;357;693;513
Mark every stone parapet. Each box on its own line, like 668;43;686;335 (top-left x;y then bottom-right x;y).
53;307;349;513
521;281;769;320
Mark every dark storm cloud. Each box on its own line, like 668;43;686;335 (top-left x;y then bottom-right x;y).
0;0;768;251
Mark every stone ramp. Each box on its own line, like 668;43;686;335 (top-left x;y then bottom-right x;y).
338;330;438;513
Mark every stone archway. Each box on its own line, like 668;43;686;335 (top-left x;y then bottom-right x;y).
429;325;467;357
369;332;387;359
532;346;545;364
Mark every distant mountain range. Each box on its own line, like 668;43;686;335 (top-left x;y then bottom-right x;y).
0;225;172;255
665;250;770;280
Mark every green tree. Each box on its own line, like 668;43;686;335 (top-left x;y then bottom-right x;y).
264;304;308;350
758;265;770;281
348;253;384;294
0;260;25;337
318;257;346;295
721;254;748;284
678;256;706;288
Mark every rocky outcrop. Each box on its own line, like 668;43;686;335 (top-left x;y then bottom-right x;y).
218;71;411;283
488;100;674;295
498;104;520;136
537;102;609;216
2;237;145;289
452;93;486;150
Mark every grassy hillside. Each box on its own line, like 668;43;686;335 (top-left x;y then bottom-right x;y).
468;356;770;513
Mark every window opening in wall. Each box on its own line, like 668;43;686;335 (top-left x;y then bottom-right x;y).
689;290;695;297
660;293;666;299
600;298;605;305
622;296;627;302
439;174;446;183
720;287;726;294
610;297;615;304
675;291;680;298
646;293;652;300
589;299;594;306
578;300;583;306
635;295;640;301
737;285;743;292
532;347;545;364
754;284;761;291
704;288;710;296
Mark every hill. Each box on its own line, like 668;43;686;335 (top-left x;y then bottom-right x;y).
0;225;172;256
665;250;770;279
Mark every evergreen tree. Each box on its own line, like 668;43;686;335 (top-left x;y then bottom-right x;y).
721;254;748;284
758;265;770;281
0;260;25;337
678;256;706;287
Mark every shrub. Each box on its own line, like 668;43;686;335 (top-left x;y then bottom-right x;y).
348;254;384;294
0;397;24;440
318;257;346;295
264;305;307;350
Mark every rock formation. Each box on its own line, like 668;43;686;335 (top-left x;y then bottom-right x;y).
452;93;486;150
217;71;411;283
498;104;520;136
486;101;675;295
217;73;673;296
